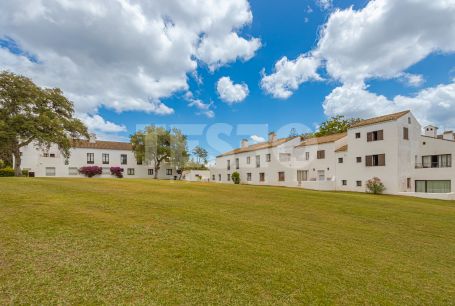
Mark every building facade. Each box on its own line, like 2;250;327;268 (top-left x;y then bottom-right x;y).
211;111;455;199
20;135;178;179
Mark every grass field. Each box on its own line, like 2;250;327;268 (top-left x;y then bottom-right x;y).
0;178;454;304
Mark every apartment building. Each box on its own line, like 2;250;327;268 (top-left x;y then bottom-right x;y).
211;110;455;199
19;134;178;179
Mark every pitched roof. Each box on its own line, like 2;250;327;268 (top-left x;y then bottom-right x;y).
295;132;346;148
217;137;296;157
72;139;132;151
350;110;410;128
335;144;348;152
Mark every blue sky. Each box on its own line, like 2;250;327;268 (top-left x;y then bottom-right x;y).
1;0;455;160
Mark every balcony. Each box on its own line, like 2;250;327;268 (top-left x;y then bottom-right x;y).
415;162;451;169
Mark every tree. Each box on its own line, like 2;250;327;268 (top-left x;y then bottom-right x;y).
314;115;361;137
0;71;89;176
130;126;189;179
288;128;299;138
192;145;208;165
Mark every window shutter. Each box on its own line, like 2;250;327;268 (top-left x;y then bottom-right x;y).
378;130;384;140
378;154;385;166
366;155;372;167
367;132;372;142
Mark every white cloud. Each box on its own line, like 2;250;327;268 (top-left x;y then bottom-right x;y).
185;91;215;118
216;76;249;104
261;0;455;128
250;135;265;143
316;0;332;10
323;80;455;129
399;73;425;87
0;0;259;121
77;113;127;133
261;54;321;99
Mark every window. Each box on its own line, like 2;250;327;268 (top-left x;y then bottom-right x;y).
120;154;127;165
137;158;143;165
278;172;285;182
45;167;56;176
419;154;451;168
166;169;173;175
338;157;343;163
127;168;135;175
408;117;411;124
218;174;221;181
227;174;231;181
148;169;154;176
342;180;347;186
102;153;109;164
403;127;409;140
266;154;271;162
64;159;69;165
227;160;231;170
356;156;362;163
297;170;308;182
355;132;361;139
259;172;265;182
366;154;386;167
87;153;94;164
235;158;239;169
416;180;451;193
68;167;78;176
407;178;411;189
356;181;362;187
305;152;310;161
212;175;215;181
317;170;325;181
43;153;49;157
367;130;384;142
50;153;56;158
246;156;251;164
317;150;325;159
247;173;252;181
256;155;260;168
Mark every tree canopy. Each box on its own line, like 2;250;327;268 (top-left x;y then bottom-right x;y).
130;126;189;179
192;145;208;165
0;71;88;175
314;115;360;137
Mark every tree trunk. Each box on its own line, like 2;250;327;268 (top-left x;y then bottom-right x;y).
13;146;22;177
154;160;160;179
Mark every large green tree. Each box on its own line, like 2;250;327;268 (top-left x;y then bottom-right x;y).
192;145;208;165
0;71;89;176
131;126;189;179
314;115;361;137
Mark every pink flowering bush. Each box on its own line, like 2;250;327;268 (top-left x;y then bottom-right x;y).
79;166;102;178
366;177;386;194
110;167;124;178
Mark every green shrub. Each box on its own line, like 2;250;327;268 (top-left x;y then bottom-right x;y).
0;167;15;177
21;169;29;177
366;177;385;194
232;172;240;184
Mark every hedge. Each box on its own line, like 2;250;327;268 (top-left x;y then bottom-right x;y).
0;168;15;177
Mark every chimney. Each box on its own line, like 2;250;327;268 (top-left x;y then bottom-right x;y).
424;125;438;138
442;131;455;141
89;133;96;143
268;132;277;143
241;138;249;148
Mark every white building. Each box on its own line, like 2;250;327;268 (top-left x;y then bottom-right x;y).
20;134;178;179
182;170;211;182
211;111;455;200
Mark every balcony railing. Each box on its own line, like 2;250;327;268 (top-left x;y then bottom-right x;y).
415;162;452;169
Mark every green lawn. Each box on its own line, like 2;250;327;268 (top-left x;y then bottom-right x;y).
0;178;454;304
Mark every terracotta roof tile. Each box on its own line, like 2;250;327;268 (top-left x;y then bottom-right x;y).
217;137;297;157
350;110;410;128
295;132;347;148
72;140;132;151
